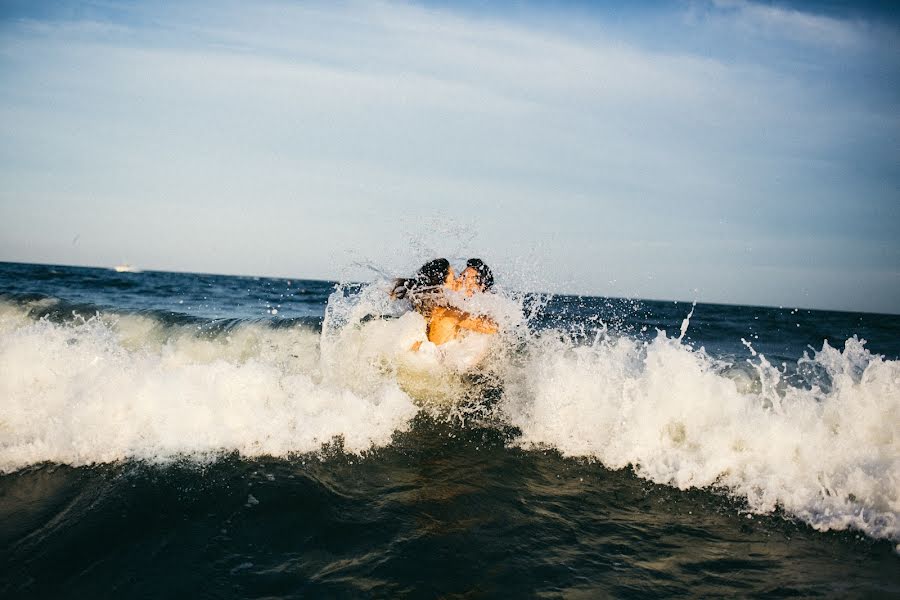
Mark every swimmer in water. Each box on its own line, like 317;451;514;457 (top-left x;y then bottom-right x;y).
392;258;497;348
427;258;497;345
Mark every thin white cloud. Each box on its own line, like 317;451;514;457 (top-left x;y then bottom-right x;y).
708;0;867;48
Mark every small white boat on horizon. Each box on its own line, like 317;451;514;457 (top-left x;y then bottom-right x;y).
113;264;141;273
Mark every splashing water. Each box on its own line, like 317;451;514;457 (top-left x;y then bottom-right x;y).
499;329;899;541
0;271;898;545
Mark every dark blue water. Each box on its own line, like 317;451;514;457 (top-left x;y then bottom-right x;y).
1;261;898;597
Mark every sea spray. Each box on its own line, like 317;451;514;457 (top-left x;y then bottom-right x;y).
1;285;898;544
319;279;528;406
0;301;418;472
499;327;900;542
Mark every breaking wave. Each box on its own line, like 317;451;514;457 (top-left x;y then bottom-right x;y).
0;289;897;544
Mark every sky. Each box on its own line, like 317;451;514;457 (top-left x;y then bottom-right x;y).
0;0;898;313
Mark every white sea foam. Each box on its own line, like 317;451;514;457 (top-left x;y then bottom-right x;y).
0;303;419;472
0;282;524;471
1;291;898;544
499;329;900;542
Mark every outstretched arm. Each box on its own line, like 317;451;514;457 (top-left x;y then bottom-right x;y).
457;313;498;335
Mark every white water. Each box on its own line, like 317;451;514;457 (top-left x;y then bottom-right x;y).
1;293;898;544
0;285;523;471
0;301;418;470
500;330;900;542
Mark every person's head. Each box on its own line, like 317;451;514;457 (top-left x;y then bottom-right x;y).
458;258;494;296
391;258;454;310
416;258;454;289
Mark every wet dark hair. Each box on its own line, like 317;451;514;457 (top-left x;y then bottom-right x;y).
391;258;451;302
465;258;494;290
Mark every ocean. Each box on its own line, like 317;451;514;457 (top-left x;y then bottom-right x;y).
1;260;898;598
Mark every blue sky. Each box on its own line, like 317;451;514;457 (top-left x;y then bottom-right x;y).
0;1;898;313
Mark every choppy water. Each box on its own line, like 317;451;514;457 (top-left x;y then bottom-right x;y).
1;261;898;597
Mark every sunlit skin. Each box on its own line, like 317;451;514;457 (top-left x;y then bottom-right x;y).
456;266;483;297
410;266;498;349
445;267;457;289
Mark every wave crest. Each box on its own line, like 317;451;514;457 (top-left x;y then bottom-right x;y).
499;330;900;541
0;301;418;471
1;292;898;544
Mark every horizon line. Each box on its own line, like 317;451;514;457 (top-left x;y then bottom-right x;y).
2;259;897;318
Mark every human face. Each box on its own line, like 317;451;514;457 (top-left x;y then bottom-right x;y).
458;267;482;297
444;266;457;289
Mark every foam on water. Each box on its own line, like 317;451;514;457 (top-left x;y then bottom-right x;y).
499;327;900;542
0;300;419;471
1;289;898;544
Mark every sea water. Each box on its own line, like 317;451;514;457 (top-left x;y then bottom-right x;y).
1;261;898;597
